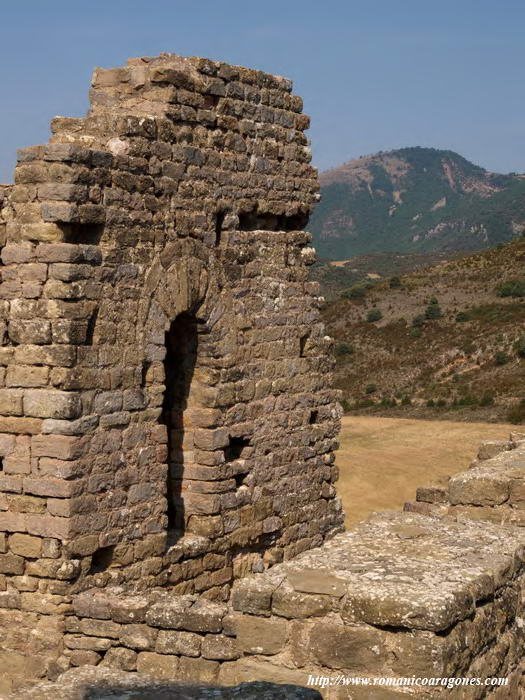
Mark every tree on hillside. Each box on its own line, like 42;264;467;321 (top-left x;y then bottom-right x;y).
425;297;443;320
366;308;382;323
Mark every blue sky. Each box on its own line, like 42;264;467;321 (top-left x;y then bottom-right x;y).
1;0;524;182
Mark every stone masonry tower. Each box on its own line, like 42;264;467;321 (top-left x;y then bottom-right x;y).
0;54;343;609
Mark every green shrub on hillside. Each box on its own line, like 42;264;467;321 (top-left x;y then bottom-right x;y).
517;337;525;359
497;279;525;298
425;298;443;320
342;283;367;299
455;311;470;322
357;397;375;408
480;392;495;407
457;394;478;406
366;308;382;323
389;276;402;288
461;341;476;355
495;351;509;366
401;395;412;405
436;398;447;407
365;383;377;394
412;314;426;327
335;342;354;356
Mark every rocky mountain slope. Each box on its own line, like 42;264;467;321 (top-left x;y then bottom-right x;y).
322;237;525;422
310;147;525;259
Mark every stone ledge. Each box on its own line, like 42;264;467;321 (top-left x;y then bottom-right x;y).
232;511;525;631
408;437;525;526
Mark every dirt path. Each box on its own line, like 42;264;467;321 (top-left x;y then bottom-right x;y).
337;416;516;526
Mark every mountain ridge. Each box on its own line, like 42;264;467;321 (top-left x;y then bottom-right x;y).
310;147;525;259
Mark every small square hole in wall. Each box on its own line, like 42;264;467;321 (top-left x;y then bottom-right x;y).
237;209;309;232
0;456;3;472
84;309;99;346
89;545;115;575
61;222;104;245
224;436;250;462
309;410;319;425
233;470;249;488
141;360;151;386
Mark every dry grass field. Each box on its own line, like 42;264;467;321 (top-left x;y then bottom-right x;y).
337;416;517;526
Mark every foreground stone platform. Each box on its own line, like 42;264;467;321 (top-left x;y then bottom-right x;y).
225;511;525;696
6;511;517;697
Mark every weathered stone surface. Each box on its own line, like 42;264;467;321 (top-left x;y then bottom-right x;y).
272;585;332;619
120;624;158;651
100;646;137;671
201;634;240;661
64;635;112;651
8;534;42;558
308;622;387;672
24;390;81;420
231;577;277;615
68;649;102;667
177;656;219;683
73;591;112;619
232;614;289;655
109;595;150;624
9;666;322;698
237;511;525;632
478;440;509;461
145;596;195;629
145;596;226;633
287;567;347;597
78;618;121;639
155;630;201;656
136;651;178;679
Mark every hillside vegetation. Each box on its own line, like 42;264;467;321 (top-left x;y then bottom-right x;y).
311;249;468;301
311;147;525;259
323;238;525;422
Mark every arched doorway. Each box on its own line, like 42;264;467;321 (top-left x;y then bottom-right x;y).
161;312;199;533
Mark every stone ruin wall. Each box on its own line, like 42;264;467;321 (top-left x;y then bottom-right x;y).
22;434;525;699
6;434;525;698
2;54;525;698
0;54;346;689
406;435;525;526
